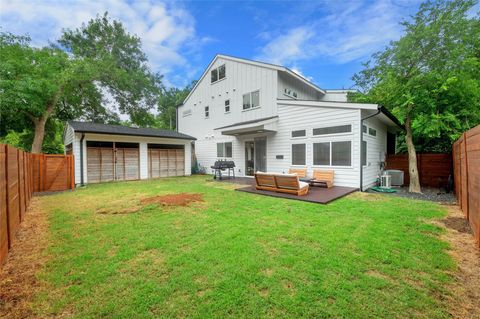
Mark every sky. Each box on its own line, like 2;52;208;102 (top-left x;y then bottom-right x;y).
0;0;427;90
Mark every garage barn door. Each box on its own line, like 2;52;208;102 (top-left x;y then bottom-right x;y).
87;142;139;183
148;144;185;178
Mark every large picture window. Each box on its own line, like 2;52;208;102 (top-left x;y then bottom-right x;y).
242;90;260;110
313;142;330;165
217;142;233;158
292;144;306;165
313;141;352;167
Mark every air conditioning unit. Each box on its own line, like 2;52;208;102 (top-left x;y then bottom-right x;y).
384;169;404;186
380;174;392;189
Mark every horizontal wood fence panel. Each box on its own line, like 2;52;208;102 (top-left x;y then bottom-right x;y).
385;153;452;188
453;125;480;248
0;144;74;267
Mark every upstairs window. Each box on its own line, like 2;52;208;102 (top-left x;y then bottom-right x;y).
225;100;230;113
211;64;226;83
284;88;298;99
243;90;260;110
291;130;306;138
204;106;209;118
313;124;352;136
217;142;233;158
368;127;377;137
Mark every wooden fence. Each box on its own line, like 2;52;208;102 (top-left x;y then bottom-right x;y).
385;153;452;188
453;125;480;247
0;144;74;266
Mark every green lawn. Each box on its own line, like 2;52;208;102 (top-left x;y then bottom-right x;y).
35;176;454;318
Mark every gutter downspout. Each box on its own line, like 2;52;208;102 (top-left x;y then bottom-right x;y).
80;133;85;186
360;108;381;191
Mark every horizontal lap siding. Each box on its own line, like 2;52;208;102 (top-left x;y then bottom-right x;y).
271;104;361;188
362;115;387;189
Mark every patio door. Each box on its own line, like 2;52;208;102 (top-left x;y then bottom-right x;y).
254;137;267;172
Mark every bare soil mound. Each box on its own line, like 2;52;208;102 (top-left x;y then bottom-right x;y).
141;193;203;207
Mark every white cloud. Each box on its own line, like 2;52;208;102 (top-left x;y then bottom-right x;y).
0;0;207;87
255;0;421;66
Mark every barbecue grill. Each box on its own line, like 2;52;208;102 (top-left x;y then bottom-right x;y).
211;160;236;180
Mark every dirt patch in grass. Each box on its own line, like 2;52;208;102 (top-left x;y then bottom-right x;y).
434;205;480;319
96;205;143;215
0;198;49;319
141;193;203;207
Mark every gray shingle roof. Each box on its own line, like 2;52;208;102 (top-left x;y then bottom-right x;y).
68;121;196;140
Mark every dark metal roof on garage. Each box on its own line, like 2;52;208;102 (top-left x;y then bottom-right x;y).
68;121;196;140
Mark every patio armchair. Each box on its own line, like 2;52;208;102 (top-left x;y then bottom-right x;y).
312;169;334;188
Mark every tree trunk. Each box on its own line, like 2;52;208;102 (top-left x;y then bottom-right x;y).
30;88;63;153
405;116;421;193
31;116;48;153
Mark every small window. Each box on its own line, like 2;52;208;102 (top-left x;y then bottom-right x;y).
225;142;232;157
251;90;260;108
284;87;298;99
211;64;226;83
217;143;224;157
313;124;352;136
362;140;367;166
205;106;209;118
243;90;260;110
362;125;367;133
313;142;330;165
225;100;230;113
368;127;377;137
332;141;351;166
218;64;226;80
211;69;218;83
291;130;306;138
292;144;306;165
217;142;232;158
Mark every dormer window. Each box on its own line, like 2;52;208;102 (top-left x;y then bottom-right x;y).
284;88;298;99
211;64;226;83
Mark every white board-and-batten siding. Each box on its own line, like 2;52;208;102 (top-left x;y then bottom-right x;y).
69;131;191;185
178;57;278;138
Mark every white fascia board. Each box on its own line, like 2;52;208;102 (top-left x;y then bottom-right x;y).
277;99;379;110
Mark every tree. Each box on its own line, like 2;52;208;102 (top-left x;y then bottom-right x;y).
350;0;480;193
0;13;162;153
155;81;196;130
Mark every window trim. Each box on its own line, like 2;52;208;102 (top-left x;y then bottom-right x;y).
291;143;307;166
224;99;230;114
204;106;210;119
216;142;233;158
368;127;377;137
211;64;226;84
283;87;298;99
291;129;307;139
242;90;261;111
361;140;368;167
312;123;353;137
312;140;353;169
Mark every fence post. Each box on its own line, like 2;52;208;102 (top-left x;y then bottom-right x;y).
463;132;469;220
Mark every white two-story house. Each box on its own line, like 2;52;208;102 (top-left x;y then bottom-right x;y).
177;54;402;189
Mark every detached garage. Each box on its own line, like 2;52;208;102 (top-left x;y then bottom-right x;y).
63;121;196;186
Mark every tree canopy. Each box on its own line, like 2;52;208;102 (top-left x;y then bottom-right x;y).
0;13;162;153
350;0;480;192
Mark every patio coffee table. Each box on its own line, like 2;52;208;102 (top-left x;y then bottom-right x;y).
300;177;329;188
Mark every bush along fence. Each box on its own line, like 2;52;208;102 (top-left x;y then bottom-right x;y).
385;153;452;188
0;144;74;267
453;125;480;248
